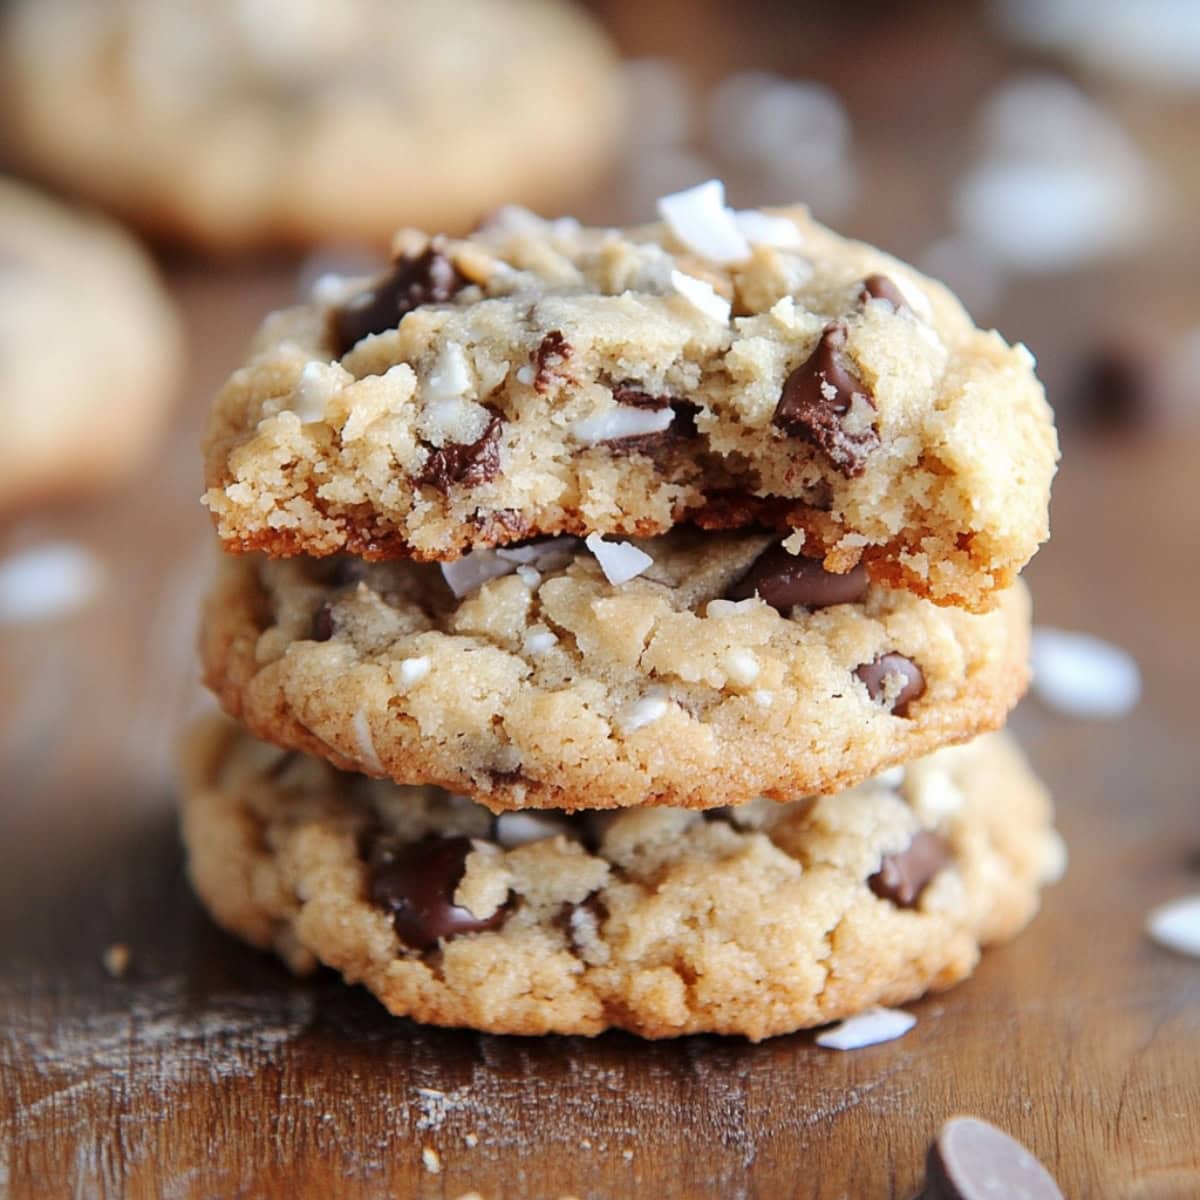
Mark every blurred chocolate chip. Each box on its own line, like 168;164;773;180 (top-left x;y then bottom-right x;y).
918;1116;1063;1200
415;414;503;490
330;558;369;587
773;322;879;477
869;832;950;907
855;653;925;716
859;274;909;313
533;330;572;393
555;893;608;956
370;836;509;951
311;603;335;642
1065;344;1163;430
728;543;869;611
333;244;465;355
701;806;735;823
611;383;671;409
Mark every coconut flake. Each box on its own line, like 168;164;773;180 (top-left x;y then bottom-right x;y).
493;811;573;848
815;1006;917;1050
734;209;805;249
292;361;346;423
670;270;731;324
397;656;430;686
352;710;384;775
657;180;750;263
424;341;473;403
441;539;578;598
0;542;104;624
1146;894;1200;959
1030;627;1141;718
585;533;653;585
522;628;558;655
617;690;670;733
572;406;673;446
723;649;760;686
874;765;906;789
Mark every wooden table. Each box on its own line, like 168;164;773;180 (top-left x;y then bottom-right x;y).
2;3;1199;1196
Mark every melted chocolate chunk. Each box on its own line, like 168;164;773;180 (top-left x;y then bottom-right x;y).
773;322;879;477
415;414;503;490
855;653;925;716
333;244;465;355
370;836;509;951
555;893;608;956
869;832;950;907
728;542;869;611
310;603;335;642
610;383;671;410
605;401;700;459
859;273;909;312
919;1117;1064;1200
533;331;572;394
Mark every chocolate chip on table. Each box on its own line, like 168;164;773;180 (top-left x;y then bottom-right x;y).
855;653;925;716
728;542;870;611
415;414;503;490
773;321;880;477
869;832;950;907
370;836;509;951
859;273;909;313
917;1116;1064;1200
533;330;573;393
333;243;466;355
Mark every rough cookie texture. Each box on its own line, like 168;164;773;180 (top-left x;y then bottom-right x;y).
180;720;1064;1039
201;194;1057;609
200;527;1031;811
0;177;181;515
0;0;624;250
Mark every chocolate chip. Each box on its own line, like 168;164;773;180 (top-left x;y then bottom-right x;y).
415;414;503;490
533;331;572;394
333;244;465;355
855;653;925;716
555;893;608;956
311;603;335;642
605;401;700;459
869;832;950;907
728;542;870;611
919;1117;1064;1200
858;273;909;312
773;322;879;477
370;836;509;951
610;384;671;410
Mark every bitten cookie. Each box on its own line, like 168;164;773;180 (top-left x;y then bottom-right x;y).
200;527;1031;811
0;0;624;251
201;185;1057;609
180;719;1064;1040
0;177;182;516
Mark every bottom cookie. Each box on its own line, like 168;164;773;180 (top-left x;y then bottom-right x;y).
179;720;1064;1041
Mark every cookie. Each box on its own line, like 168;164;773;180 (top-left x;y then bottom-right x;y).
179;719;1064;1040
200;526;1031;811
0;0;624;251
0;176;182;516
201;186;1057;609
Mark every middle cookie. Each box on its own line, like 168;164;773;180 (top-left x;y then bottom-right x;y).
202;527;1030;811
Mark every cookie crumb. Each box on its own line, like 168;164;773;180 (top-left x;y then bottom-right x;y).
101;942;131;978
421;1146;441;1175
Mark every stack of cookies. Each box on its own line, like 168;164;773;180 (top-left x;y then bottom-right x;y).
182;183;1063;1040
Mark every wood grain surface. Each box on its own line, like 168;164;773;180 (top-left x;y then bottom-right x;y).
2;3;1200;1197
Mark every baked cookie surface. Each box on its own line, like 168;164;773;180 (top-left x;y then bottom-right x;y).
201;190;1057;609
0;0;624;250
200;527;1031;811
180;719;1063;1040
0;176;181;516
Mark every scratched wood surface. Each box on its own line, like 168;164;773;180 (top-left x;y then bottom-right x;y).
2;3;1200;1197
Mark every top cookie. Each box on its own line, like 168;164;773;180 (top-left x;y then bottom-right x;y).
0;0;623;250
203;183;1058;610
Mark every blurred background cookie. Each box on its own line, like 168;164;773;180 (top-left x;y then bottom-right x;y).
0;177;182;516
0;0;626;252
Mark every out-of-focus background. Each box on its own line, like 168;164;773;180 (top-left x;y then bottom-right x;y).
1;2;1198;1197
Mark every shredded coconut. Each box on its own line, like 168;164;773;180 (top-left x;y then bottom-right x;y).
1030;627;1141;718
352;709;384;775
657;180;751;263
669;270;731;324
572;405;673;446
585;533;653;585
397;657;431;687
1146;894;1200;959
0;542;104;624
815;1006;917;1050
617;690;670;733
